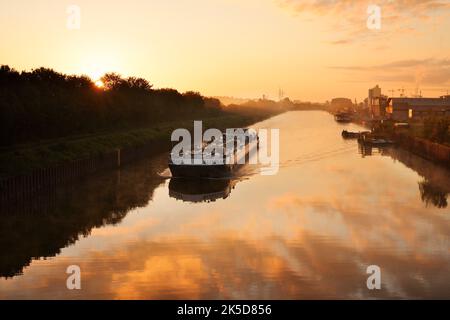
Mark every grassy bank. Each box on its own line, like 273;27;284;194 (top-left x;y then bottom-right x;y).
0;65;289;181
0;112;273;180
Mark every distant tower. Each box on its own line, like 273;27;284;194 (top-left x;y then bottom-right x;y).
368;85;382;118
278;88;284;101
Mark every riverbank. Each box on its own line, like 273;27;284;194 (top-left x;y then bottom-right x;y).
332;109;450;168
0;111;280;203
391;131;450;167
370;119;450;168
3;110;449;298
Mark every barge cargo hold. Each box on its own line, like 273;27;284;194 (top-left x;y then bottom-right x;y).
168;129;258;179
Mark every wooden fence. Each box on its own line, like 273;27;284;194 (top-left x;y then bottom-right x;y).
0;139;167;205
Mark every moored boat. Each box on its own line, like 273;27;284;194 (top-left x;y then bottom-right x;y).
357;132;395;146
342;130;371;139
362;138;395;146
334;112;353;123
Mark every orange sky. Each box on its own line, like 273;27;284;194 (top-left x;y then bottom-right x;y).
0;0;449;102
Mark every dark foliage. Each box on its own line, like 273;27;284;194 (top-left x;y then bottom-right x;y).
419;179;448;208
0;65;222;146
423;117;450;144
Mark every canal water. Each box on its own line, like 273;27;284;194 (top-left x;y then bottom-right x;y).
1;111;449;299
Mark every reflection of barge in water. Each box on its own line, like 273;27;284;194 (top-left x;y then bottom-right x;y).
169;178;238;203
169;129;258;179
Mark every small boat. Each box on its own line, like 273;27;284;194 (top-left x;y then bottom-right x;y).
342;130;370;139
342;130;359;139
364;138;395;146
358;134;395;146
334;112;353;123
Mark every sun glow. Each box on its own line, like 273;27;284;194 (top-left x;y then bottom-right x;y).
95;80;104;88
87;69;105;82
77;54;121;89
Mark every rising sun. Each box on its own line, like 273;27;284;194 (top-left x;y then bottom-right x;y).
94;80;104;88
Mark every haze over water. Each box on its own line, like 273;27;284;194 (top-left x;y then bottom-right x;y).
1;111;449;299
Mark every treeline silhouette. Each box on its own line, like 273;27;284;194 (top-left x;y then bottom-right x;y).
0;65;223;146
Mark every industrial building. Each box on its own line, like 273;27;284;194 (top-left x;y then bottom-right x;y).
386;96;450;121
330;97;353;111
368;85;388;119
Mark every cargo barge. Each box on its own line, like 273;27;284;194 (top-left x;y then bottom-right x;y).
168;129;258;178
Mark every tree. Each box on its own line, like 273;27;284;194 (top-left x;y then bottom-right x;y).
101;73;125;90
0;65;224;146
423;117;450;143
125;77;152;91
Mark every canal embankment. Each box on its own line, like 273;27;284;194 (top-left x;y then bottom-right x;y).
340;110;450;168
0;112;279;204
391;131;450;167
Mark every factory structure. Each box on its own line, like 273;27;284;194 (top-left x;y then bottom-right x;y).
366;85;450;121
367;85;388;119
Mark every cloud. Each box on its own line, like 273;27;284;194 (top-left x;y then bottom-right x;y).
277;0;450;17
328;39;352;45
276;0;450;44
329;58;450;86
329;58;450;70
